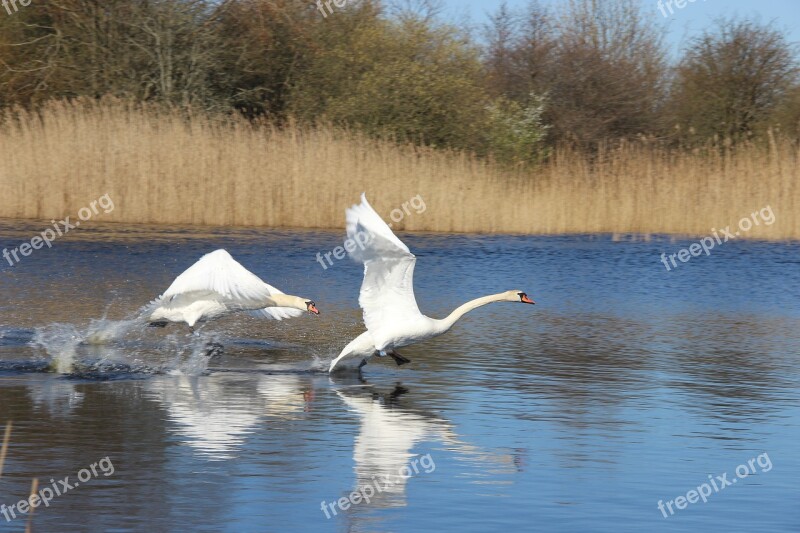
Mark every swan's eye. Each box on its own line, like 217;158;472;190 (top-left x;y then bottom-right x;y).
518;292;535;304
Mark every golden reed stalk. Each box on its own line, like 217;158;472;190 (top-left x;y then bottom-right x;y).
0;99;797;240
25;478;38;533
0;421;10;478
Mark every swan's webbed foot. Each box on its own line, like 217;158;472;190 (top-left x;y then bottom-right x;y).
148;321;168;328
205;342;224;358
387;350;411;366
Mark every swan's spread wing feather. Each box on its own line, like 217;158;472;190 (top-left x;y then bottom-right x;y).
360;257;420;332
346;194;422;331
346;193;411;262
156;249;294;320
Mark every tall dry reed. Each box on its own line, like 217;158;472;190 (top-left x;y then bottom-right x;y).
0;420;10;478
0;99;797;239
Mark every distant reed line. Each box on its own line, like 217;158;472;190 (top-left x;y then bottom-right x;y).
0;100;797;240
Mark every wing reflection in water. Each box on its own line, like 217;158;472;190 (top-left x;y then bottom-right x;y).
145;373;314;460
334;381;521;512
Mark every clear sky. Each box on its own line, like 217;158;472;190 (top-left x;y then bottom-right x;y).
439;0;800;58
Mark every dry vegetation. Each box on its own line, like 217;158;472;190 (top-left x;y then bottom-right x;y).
0;420;10;478
0;100;797;240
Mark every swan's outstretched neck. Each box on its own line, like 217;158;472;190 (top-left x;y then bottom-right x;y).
435;293;509;333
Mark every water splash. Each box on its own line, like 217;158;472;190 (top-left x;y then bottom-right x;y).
31;318;139;373
28;298;144;374
31;323;82;373
161;330;214;375
84;316;139;345
29;316;212;376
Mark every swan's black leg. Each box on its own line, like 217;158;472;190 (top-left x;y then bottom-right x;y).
387;350;411;366
205;342;224;358
148;321;168;328
358;358;368;369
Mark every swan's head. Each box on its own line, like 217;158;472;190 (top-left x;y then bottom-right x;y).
506;290;535;304
305;300;320;315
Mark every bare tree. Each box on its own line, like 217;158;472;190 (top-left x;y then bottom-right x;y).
483;1;553;102
543;0;668;146
482;0;668;147
209;0;320;118
0;0;225;108
386;0;443;24
670;17;799;143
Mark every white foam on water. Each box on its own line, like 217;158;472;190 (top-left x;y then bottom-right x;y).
31;322;81;373
30;317;212;376
84;316;140;345
161;330;214;375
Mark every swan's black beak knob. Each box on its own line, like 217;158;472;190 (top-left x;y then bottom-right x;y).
519;293;535;305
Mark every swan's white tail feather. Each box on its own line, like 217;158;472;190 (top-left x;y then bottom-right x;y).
329;331;375;372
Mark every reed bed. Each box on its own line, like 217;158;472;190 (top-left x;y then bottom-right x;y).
0;99;797;239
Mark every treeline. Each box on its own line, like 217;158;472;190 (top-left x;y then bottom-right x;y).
0;0;798;164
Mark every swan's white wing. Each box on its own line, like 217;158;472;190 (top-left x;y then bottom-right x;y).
161;249;271;304
346;194;423;332
360;258;420;332
346;193;411;262
156;249;301;320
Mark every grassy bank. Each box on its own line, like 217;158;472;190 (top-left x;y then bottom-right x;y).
0;100;797;239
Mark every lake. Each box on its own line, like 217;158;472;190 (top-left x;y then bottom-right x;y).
1;220;799;532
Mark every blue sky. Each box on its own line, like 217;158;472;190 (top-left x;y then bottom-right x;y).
439;0;800;58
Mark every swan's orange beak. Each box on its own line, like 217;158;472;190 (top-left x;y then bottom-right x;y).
520;294;535;304
307;303;320;315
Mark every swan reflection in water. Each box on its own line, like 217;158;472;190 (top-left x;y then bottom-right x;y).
27;379;85;418
333;380;523;513
145;373;315;460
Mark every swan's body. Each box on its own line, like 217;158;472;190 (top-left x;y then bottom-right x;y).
329;194;534;372
147;249;319;329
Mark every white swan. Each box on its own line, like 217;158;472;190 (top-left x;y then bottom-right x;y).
147;249;319;330
328;194;534;372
